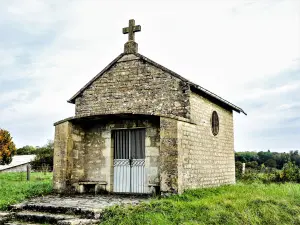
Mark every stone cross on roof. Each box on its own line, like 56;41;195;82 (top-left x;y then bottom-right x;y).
123;19;141;54
123;19;141;41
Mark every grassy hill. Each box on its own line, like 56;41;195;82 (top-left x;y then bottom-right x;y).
0;172;52;210
101;183;300;225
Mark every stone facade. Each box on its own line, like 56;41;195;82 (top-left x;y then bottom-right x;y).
53;46;244;194
53;121;72;191
75;54;190;120
53;117;161;193
177;93;235;193
159;117;179;192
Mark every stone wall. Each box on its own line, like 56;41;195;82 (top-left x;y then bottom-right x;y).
177;92;235;192
69;123;85;185
53;116;160;193
53;121;72;192
75;54;190;120
159;117;179;193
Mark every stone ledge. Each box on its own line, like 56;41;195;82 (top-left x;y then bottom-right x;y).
78;181;107;185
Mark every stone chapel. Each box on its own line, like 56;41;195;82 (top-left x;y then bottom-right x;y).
53;19;246;195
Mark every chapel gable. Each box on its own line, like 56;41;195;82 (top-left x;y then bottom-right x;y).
73;54;190;119
75;54;189;118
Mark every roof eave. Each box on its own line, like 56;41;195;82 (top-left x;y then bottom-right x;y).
189;83;247;116
232;108;247;115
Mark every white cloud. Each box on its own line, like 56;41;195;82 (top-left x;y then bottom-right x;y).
0;0;299;151
242;82;300;100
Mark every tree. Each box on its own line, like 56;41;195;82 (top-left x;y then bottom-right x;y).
265;159;277;168
273;152;290;169
290;150;300;167
17;145;36;155
0;129;17;165
278;162;300;182
246;161;259;169
235;150;300;171
235;152;259;163
31;140;54;171
257;151;273;165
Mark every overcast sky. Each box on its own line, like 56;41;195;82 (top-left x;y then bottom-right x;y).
0;0;299;152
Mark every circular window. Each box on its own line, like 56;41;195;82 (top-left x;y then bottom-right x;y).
211;111;219;136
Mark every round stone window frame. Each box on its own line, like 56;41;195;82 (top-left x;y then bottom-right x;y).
211;111;219;136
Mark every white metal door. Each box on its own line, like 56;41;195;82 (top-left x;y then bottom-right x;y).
113;129;146;193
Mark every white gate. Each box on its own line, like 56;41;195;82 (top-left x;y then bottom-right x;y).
113;129;147;194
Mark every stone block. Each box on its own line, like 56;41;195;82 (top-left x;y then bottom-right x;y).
146;147;159;157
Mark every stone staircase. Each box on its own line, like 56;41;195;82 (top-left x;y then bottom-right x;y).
0;203;101;225
0;195;146;225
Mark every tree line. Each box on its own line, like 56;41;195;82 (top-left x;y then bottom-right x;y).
235;150;300;170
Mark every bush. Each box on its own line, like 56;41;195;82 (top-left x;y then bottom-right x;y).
238;169;262;183
237;162;300;184
31;140;53;171
235;161;243;179
265;159;277;168
275;162;300;183
246;161;259;169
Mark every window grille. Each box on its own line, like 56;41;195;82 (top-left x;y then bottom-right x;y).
211;111;219;136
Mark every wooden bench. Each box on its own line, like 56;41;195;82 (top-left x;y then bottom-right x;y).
78;181;108;194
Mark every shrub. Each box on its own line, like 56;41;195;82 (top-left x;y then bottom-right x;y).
237;162;300;184
265;159;277;168
239;169;262;183
246;161;259;169
31;140;53;171
235;161;243;179
275;162;300;183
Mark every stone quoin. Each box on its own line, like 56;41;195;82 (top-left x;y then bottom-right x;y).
53;19;246;195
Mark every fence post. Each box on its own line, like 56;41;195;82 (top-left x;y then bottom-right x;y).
42;163;49;175
27;164;31;181
242;163;246;175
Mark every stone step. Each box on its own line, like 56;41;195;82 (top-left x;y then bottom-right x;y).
0;212;10;217
4;221;45;225
0;212;11;224
57;218;99;225
10;204;101;219
4;218;99;225
13;211;79;224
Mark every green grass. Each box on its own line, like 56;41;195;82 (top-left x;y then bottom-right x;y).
0;172;53;210
100;183;300;225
